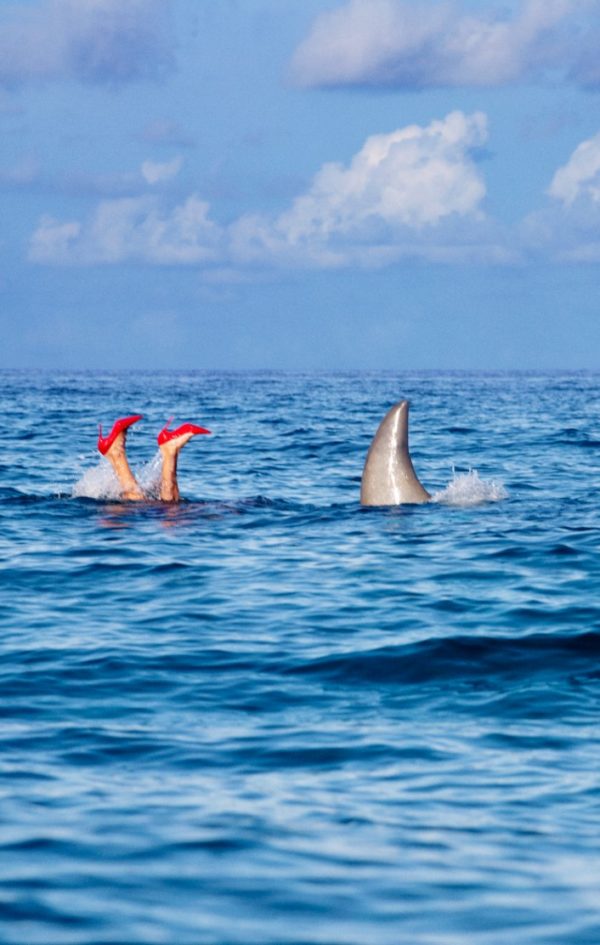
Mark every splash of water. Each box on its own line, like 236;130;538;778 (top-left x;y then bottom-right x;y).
137;453;163;499
72;453;163;500
432;469;508;507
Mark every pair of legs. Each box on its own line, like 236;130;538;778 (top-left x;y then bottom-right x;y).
103;428;195;502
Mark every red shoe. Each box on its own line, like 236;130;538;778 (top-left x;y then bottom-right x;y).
98;414;143;455
157;419;211;445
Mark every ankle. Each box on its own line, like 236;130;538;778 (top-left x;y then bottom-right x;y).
123;488;145;501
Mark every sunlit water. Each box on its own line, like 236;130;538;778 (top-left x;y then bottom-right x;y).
1;370;599;945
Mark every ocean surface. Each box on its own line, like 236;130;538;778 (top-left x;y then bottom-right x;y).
0;369;599;945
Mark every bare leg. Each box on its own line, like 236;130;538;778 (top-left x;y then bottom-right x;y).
159;432;196;502
104;431;145;501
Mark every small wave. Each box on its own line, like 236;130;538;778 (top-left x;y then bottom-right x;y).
71;453;163;500
432;469;508;507
0;486;31;502
282;631;600;686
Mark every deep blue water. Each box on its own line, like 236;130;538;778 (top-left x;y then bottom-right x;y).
1;370;599;945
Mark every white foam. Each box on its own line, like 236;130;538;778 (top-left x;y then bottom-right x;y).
432;469;508;507
71;452;163;500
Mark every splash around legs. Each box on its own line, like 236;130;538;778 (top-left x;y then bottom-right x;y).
97;416;211;503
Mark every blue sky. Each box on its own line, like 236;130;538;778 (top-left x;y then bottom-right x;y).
2;0;600;370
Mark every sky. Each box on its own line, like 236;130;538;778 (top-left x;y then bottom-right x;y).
2;0;600;370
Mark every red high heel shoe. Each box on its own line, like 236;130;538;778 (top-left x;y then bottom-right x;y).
97;415;143;455
157;419;211;445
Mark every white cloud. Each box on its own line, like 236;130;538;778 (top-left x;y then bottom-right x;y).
286;111;487;231
521;199;600;262
290;0;596;90
521;129;600;261
29;195;223;265
141;156;183;185
0;0;174;88
29;217;83;263
230;111;497;266
548;133;600;205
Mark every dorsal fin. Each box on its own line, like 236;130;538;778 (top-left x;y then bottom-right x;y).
360;400;430;506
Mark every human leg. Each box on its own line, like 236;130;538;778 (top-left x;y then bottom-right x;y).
98;415;145;501
157;422;211;502
104;433;145;500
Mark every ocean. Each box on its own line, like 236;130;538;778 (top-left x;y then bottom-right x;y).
0;369;598;944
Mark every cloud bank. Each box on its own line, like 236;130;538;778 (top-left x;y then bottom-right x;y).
32;114;600;270
30;195;222;265
30;111;502;268
290;0;599;90
0;0;174;88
